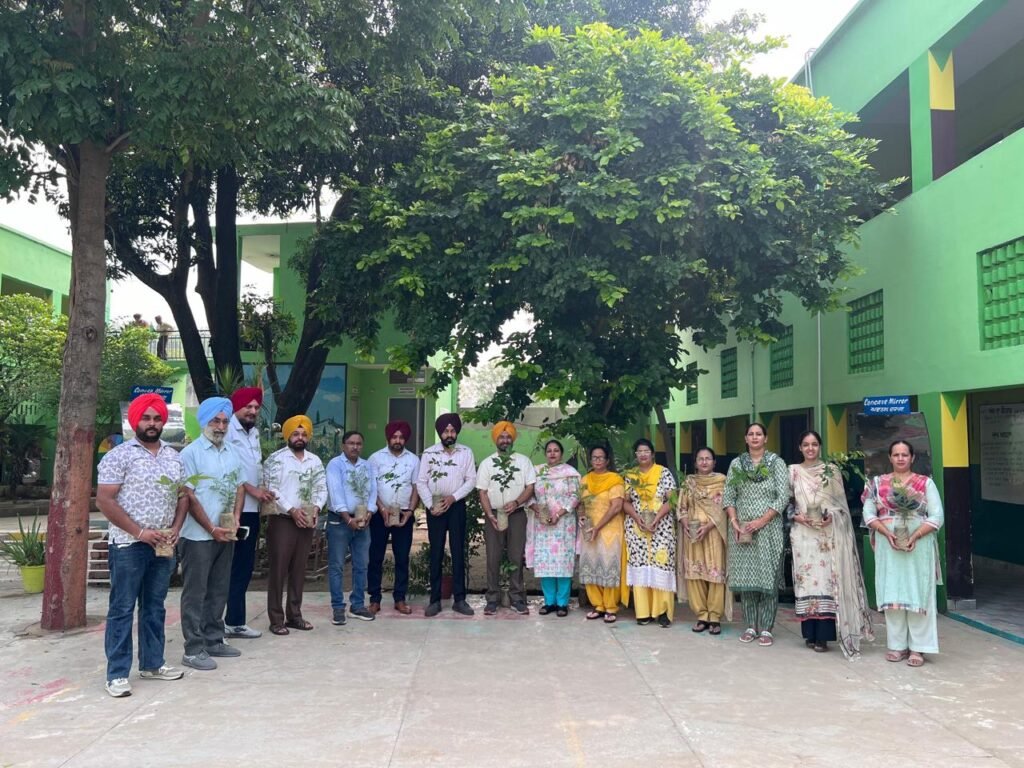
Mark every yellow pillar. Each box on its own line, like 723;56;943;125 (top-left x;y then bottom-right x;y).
711;418;727;455
825;404;848;455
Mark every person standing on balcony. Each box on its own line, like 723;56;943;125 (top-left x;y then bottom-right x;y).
367;420;420;616
131;313;149;329
224;387;276;640
477;421;537;616
96;393;187;698
178;397;245;671
415;413;477;617
153;315;174;359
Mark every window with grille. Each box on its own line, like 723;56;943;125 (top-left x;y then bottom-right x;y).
769;326;793;389
979;238;1024;350
685;361;698;405
720;347;737;399
848;291;884;373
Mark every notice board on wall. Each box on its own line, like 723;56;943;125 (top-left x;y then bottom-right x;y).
980;404;1024;505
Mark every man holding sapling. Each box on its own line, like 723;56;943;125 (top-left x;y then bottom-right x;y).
224;386;276;640
415;413;478;617
476;421;537;616
96;393;188;698
325;431;378;624
367;421;420;615
262;414;327;635
178;397;246;671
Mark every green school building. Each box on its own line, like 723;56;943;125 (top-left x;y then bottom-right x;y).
656;0;1024;615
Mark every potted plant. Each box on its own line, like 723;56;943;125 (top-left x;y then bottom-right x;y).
498;556;517;607
426;454;457;514
806;451;866;525
380;466;405;526
490;453;521;531
346;466;371;528
0;514;46;593
156;472;210;556
624;470;658;529
889;476;924;551
212;469;242;539
297;465;326;526
258;454;285;517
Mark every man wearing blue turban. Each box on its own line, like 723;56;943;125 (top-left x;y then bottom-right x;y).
178;397;246;671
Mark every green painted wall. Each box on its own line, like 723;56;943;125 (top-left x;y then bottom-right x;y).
0;224;72;316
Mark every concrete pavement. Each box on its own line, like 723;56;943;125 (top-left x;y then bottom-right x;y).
1;581;1022;768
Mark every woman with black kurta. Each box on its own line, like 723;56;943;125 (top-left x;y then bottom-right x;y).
722;422;790;646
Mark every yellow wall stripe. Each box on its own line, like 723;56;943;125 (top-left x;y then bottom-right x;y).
929;50;955;111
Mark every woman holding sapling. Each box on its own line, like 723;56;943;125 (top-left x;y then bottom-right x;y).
527;439;580;617
861;440;943;667
578;445;627;624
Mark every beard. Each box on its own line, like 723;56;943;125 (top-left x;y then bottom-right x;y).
289;439;307;452
237;413;257;430
389;439;405;453
135;426;162;444
203;424;226;446
441;435;456;447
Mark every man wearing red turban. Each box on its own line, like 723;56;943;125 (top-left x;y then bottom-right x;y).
224;386;275;640
96;393;186;697
367;421;419;615
415;413;477;617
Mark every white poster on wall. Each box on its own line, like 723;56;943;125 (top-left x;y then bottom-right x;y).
980;404;1024;505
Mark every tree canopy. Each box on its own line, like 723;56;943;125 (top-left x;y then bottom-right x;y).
308;23;894;444
0;294;65;427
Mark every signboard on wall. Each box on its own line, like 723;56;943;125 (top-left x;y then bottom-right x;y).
979;404;1024;505
863;395;911;415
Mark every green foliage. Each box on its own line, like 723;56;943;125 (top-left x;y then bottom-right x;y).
239;291;296;360
0;294;66;426
0;422;52;496
97;325;174;428
0;515;46;567
311;23;895;445
346;466;372;505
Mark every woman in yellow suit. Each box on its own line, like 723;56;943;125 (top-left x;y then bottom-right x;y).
578;446;628;624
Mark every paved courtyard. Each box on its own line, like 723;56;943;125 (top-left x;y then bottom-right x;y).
1;581;1023;768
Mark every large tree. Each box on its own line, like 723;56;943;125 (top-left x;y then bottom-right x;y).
0;1;351;629
308;23;894;447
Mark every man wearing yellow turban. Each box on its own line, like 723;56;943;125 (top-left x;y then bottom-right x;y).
477;421;536;615
262;415;326;635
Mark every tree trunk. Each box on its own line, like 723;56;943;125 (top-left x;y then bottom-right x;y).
272;316;330;423
262;324;283;402
654;404;677;478
168;291;217;400
212;166;243;381
42;140;109;631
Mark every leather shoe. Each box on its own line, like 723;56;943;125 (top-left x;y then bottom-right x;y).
424;601;442;617
452;600;475;616
394;601;412;615
369;602;381;615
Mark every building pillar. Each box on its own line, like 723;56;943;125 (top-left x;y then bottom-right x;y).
910;49;956;192
711;418;727;456
919;391;974;604
824;404;848;455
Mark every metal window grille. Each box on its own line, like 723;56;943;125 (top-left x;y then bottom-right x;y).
720;347;738;399
686;361;698;405
848;291;884;373
769;326;794;389
979;238;1024;350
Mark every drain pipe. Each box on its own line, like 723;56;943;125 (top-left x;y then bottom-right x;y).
804;48;824;434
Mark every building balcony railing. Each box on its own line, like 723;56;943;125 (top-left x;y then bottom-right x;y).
149;331;213;362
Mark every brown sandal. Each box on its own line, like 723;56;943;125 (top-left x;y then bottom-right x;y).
603;613;617;623
269;624;290;636
886;649;910;662
907;652;925;667
586;610;605;620
285;619;314;631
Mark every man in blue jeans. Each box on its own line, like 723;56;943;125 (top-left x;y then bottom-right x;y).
96;393;188;698
325;430;378;625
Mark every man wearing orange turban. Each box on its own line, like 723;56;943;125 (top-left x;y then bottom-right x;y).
97;392;186;697
224;386;275;641
477;421;536;616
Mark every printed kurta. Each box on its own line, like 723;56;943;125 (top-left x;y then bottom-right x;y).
677;472;728;585
624;464;678;592
578;472;625;588
722;452;789;594
526;463;580;578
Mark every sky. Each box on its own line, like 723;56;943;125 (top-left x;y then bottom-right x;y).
0;0;859;328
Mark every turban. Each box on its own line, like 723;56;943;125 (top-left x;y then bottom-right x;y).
127;393;168;430
434;412;462;437
197;397;233;428
230;387;264;413
491;420;517;444
282;415;313;439
385;420;412;441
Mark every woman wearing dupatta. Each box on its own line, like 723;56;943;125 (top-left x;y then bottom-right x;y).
624;438;678;628
527;440;580;617
578;446;627;624
723;422;790;646
862;440;944;668
789;431;873;657
677;447;730;635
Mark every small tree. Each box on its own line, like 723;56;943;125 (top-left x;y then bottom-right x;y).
0;294;65;429
96;324;175;431
238;291;296;403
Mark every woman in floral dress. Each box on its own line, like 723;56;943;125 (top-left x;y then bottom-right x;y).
862;439;943;667
624;438;678;627
789;430;873;656
723;422;790;646
677;447;730;635
578;446;627;624
527;440;580;617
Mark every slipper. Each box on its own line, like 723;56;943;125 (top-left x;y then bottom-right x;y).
556;606;569;617
603;613;617;624
269;624;290;636
285;619;314;631
886;650;910;662
538;605;555;616
692;621;710;633
708;622;721;635
739;628;757;644
907;652;925;667
586;610;605;620
757;631;774;647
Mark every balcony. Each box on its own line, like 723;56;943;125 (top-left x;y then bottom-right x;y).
149;331;213;362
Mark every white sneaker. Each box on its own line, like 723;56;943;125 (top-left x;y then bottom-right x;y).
224;624;263;639
139;665;184;681
105;678;132;697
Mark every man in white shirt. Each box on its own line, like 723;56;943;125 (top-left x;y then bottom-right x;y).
477;421;536;616
224;386;276;640
262;414;327;635
415;413;477;617
367;421;420;615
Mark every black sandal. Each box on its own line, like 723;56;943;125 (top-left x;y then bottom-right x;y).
692;621;710;633
636;617;653;626
586;610;605;620
556;606;568;617
708;622;721;635
538;605;555;616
